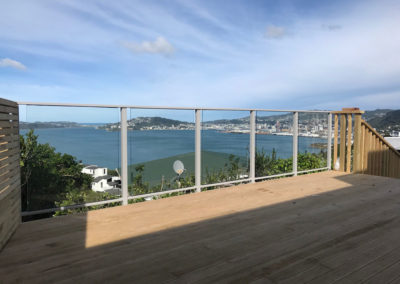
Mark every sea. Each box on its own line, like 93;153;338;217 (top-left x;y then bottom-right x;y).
20;128;326;169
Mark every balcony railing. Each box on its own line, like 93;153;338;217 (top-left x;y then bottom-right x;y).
17;102;332;217
332;108;400;178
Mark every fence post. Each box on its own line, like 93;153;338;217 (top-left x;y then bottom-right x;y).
353;113;362;173
339;114;346;172
249;110;256;183
327;112;332;169
195;109;202;192
293;112;298;176
346;114;352;173
120;107;128;205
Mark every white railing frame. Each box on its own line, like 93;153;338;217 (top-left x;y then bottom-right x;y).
18;102;332;216
292;112;299;176
120;107;128;205
249;110;256;183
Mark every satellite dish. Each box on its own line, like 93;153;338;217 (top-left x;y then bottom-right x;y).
173;160;185;175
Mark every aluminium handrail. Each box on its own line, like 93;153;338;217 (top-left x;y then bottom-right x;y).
17;101;332;113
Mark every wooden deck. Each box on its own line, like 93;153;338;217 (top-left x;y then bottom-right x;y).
1;171;400;283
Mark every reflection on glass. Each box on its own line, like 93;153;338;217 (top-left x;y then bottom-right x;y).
20;106;120;218
298;112;328;171
255;111;293;177
128;109;195;198
201;111;249;186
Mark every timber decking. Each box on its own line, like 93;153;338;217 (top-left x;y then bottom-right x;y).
1;171;400;283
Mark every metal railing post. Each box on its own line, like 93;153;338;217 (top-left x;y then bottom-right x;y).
120;107;128;205
195;109;202;192
249;110;256;183
293;112;298;176
327;112;332;169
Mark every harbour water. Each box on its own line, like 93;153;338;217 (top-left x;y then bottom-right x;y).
20;128;327;169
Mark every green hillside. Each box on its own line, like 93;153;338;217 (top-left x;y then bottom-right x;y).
363;109;393;121
128;151;248;186
368;110;400;131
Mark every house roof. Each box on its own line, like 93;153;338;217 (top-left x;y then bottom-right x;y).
84;165;99;170
385;137;400;150
107;181;120;186
92;175;112;183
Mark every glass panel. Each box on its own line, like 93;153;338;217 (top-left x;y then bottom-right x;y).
201;110;249;186
128;109;195;198
20;106;120;218
298;112;329;171
255;111;293;177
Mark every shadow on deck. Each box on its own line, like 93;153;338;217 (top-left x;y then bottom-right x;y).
1;171;400;283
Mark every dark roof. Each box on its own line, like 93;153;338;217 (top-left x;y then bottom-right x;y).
107;181;121;186
92;175;112;183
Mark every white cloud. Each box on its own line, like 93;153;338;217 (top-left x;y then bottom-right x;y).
322;24;342;31
0;58;27;70
122;37;174;56
265;25;286;39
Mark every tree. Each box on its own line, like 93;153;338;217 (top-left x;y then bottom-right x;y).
20;130;92;213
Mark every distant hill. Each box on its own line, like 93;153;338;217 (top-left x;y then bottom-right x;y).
363;109;393;121
367;110;400;131
20;121;83;129
99;116;194;130
205;112;327;125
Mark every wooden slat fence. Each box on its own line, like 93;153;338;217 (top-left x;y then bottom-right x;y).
332;108;400;178
0;98;20;251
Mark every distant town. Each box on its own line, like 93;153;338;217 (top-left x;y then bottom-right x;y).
20;109;400;137
97;114;329;138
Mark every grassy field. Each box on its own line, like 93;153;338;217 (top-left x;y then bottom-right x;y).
128;151;247;186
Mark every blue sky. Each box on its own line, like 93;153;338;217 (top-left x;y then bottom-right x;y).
1;0;400;122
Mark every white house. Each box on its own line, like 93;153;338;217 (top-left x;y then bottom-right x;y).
81;165;108;178
81;165;121;193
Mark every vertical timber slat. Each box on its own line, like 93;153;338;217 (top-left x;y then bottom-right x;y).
353;114;362;173
346;114;352;173
360;124;365;173
339;114;346;172
370;133;375;175
363;125;370;174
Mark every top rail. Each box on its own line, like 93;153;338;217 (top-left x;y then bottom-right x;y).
17;101;332;113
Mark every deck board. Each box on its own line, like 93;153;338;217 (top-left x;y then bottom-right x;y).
1;171;400;283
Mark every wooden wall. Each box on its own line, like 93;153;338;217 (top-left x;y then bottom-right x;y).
0;98;20;251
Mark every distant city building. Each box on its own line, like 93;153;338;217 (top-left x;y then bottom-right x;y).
390;130;400;137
